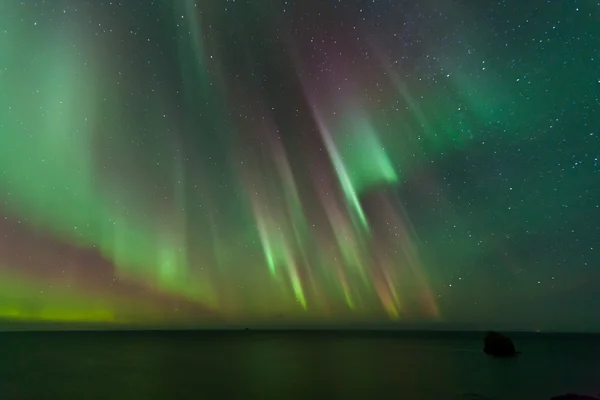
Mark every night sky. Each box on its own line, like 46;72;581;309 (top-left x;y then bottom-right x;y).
0;0;598;331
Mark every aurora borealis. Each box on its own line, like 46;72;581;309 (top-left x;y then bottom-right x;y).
0;0;598;330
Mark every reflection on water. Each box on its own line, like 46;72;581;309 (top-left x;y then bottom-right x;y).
0;332;598;399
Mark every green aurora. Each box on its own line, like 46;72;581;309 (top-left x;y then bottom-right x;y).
0;0;598;330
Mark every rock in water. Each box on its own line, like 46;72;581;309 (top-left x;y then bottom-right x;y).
483;331;518;357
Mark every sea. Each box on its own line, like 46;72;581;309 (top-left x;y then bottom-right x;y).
0;330;598;399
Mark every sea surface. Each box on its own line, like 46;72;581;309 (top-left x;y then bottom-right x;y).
0;331;598;399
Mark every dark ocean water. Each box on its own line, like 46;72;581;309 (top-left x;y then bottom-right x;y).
0;331;598;399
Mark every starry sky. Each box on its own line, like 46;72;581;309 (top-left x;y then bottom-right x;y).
0;0;598;331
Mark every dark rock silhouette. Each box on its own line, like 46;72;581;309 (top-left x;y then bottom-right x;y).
483;331;519;357
551;395;600;400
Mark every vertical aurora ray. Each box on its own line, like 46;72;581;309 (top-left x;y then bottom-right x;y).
285;254;307;310
244;150;294;278
312;111;370;231
255;214;277;276
317;187;369;283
